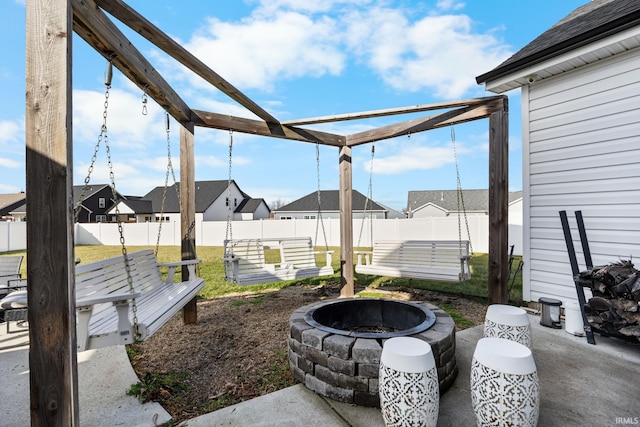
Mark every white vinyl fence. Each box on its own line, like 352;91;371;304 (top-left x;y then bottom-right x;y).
1;217;523;255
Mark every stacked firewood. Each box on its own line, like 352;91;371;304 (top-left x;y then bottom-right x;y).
577;260;640;342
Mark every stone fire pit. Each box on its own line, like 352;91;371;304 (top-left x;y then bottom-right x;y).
288;298;457;407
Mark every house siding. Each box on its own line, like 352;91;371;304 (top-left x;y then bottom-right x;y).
202;185;245;221
524;47;640;304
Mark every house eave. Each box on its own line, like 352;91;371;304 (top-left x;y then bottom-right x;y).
480;22;640;94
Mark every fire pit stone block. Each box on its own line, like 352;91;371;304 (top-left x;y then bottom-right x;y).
289;298;458;407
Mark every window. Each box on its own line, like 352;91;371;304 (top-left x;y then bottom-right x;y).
303;215;316;220
96;215;107;222
280;216;292;220
226;197;229;206
98;197;106;208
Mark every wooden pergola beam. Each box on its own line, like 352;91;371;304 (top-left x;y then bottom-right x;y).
71;0;191;123
282;96;505;126
345;100;503;147
191;110;345;146
93;0;280;125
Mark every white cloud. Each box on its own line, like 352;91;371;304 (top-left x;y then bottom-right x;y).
0;157;21;168
345;10;512;99
436;0;465;11
371;144;455;175
185;11;345;91
251;0;373;15
0;120;22;143
73;84;167;150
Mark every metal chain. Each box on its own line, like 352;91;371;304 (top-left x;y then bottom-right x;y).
155;113;178;255
315;143;329;251
451;126;473;255
141;85;148;115
75;69;112;222
225;130;234;242
357;144;375;248
105;111;139;340
82;61;139;339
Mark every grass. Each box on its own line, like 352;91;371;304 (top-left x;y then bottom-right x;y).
126;370;190;404
259;349;297;394
2;245;523;304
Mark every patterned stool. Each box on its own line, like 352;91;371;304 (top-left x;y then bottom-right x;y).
470;337;539;427
484;304;532;348
379;337;439;427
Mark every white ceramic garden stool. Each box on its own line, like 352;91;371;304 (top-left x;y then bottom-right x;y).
484;304;532;348
470;337;539;427
379;337;439;427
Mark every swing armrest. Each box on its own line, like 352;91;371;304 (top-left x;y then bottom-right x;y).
158;259;202;283
313;250;334;267
354;251;373;266
76;291;142;309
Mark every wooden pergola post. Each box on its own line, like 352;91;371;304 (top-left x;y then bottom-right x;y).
339;145;354;297
26;0;79;425
180;122;198;323
487;99;509;305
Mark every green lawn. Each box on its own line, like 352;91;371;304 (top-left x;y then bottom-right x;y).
3;245;523;304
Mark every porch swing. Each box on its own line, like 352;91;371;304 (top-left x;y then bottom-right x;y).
72;61;205;351
221;137;334;285
355;128;472;282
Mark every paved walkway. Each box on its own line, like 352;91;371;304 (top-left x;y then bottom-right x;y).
2;313;639;426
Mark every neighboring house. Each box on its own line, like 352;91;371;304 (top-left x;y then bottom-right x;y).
9;185;129;223
476;0;640;304
0;193;26;221
407;189;523;222
74;184;121;223
112;196;154;223
111;180;270;222
274;190;405;220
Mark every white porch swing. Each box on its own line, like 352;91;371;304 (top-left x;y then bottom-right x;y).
355;128;473;282
72;62;205;351
222;136;334;285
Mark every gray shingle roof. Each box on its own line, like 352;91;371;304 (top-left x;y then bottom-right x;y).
407;189;522;213
407;189;489;213
476;0;640;84
276;190;386;212
72;184;114;204
236;198;269;214
143;180;248;213
118;197;153;214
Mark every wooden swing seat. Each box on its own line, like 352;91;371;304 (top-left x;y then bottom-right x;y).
355;240;471;282
222;237;334;285
76;249;203;352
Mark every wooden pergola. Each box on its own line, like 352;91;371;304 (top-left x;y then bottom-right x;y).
26;0;508;424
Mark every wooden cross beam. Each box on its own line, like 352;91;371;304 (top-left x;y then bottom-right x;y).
191;110;345;146
346;99;504;146
282;96;505;126
93;0;280;125
72;0;191;123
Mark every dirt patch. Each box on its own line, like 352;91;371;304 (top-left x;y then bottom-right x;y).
128;282;487;423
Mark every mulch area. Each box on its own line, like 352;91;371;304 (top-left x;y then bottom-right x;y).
128;282;487;423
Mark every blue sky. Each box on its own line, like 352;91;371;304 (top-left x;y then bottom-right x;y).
1;0;586;211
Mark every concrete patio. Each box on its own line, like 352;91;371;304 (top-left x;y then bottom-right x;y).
1;312;638;426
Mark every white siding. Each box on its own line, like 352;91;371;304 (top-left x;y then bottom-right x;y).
202;184;244;221
524;47;640;305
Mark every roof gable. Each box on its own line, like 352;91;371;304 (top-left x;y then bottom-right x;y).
143;180;246;213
